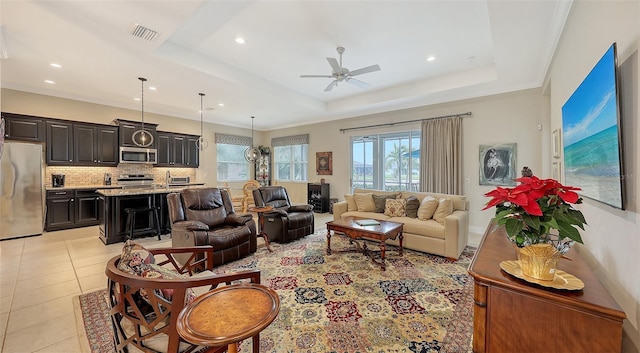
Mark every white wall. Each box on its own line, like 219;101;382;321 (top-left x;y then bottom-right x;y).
267;88;545;231
546;1;639;351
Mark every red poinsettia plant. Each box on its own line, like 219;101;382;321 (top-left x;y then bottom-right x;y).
483;176;587;252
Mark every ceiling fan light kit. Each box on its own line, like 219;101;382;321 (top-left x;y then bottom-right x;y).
300;46;381;92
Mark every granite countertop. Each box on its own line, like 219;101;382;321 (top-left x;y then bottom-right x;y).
46;182;205;192
97;183;207;197
45;184;122;191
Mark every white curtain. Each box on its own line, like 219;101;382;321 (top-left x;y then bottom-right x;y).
420;116;463;194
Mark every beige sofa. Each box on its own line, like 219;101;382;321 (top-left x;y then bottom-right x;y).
332;188;469;259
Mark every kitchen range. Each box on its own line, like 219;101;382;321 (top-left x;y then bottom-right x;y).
117;173;155;187
97;174;204;244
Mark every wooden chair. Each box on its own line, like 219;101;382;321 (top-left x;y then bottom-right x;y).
242;180;261;213
225;182;244;211
106;245;261;353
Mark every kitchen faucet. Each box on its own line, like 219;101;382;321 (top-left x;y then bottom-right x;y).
165;170;171;188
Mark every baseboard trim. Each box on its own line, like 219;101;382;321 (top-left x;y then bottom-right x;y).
469;225;485;235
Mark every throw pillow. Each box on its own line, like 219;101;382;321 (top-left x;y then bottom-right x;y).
384;198;407;217
404;196;420;218
354;193;376;212
372;193;398;213
119;240;156;271
433;198;453;224
117;240;196;305
417;196;439;220
344;194;357;211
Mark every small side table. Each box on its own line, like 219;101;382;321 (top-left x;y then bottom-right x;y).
177;283;280;353
248;206;274;252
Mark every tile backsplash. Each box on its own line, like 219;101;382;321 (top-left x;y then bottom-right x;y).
45;164;196;186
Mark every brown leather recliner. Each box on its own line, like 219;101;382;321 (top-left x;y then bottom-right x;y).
167;188;257;266
252;186;314;243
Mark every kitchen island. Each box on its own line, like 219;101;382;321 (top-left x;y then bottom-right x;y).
97;184;204;244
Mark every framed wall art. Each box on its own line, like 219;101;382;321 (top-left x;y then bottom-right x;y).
316;152;332;175
552;161;561;181
479;143;517;186
552;129;561;159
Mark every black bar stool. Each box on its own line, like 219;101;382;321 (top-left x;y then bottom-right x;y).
124;206;162;241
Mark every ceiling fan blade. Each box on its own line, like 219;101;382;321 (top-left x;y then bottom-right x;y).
324;80;338;92
348;64;381;77
346;77;370;89
326;57;341;73
300;75;334;78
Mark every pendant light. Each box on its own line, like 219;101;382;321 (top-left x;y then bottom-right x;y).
132;77;154;147
195;93;209;150
244;116;261;163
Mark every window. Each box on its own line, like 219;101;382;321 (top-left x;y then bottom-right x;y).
215;133;251;181
351;131;420;191
272;134;309;182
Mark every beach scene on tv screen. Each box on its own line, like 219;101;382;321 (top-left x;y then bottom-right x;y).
561;45;623;209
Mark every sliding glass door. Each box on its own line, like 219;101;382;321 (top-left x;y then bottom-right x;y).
351;131;420;191
352;137;376;189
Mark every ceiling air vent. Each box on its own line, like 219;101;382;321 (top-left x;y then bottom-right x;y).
129;23;158;41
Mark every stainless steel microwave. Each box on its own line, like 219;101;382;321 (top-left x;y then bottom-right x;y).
119;146;157;164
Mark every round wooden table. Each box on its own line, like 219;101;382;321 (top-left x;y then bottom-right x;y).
176;283;280;353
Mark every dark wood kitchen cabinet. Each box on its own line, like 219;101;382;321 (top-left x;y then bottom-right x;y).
75;189;101;226
46;188;102;231
117;119;157;148
156;131;199;167
97;125;119;165
74;123;118;166
46;120;74;165
2;112;45;142
99;193;159;244
47;120;119;166
46;190;75;231
185;135;200;167
156;132;184;166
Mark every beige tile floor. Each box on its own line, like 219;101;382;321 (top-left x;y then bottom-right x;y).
0;213;481;353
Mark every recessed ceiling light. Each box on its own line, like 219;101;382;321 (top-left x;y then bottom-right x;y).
44;80;55;84
50;63;62;68
149;86;157;91
218;103;225;107
235;37;245;44
426;56;436;62
133;97;140;101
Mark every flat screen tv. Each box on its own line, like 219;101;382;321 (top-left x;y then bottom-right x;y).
561;43;624;210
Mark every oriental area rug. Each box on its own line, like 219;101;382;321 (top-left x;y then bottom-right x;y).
77;230;475;353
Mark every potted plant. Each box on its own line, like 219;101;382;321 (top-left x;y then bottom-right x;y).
483;176;587;280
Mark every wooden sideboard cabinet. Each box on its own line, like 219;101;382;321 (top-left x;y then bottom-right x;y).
468;224;626;353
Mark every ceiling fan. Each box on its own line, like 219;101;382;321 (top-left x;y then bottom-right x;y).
300;46;381;92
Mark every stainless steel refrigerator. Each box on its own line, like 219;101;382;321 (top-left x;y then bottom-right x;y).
0;141;45;240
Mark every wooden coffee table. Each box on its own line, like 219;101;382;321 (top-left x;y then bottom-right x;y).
326;217;403;270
